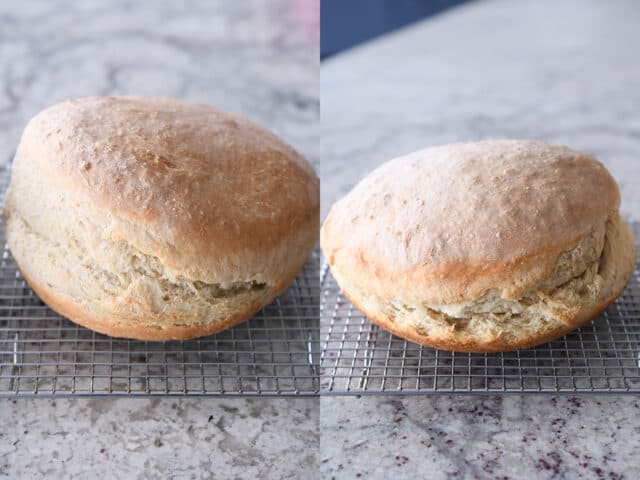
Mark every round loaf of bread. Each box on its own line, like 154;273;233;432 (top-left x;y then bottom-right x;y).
4;96;319;341
321;140;635;352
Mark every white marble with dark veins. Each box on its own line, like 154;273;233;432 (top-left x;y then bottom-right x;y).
0;1;319;478
1;397;318;479
321;0;640;478
321;395;638;479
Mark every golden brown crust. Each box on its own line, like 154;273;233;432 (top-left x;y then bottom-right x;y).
321;140;620;304
19;96;320;280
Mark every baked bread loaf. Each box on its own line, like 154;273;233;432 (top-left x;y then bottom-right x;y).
4;96;319;341
321;140;635;352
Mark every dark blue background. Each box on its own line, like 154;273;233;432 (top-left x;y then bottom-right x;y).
321;0;471;59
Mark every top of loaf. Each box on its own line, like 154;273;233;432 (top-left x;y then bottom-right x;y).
321;140;621;304
17;96;319;279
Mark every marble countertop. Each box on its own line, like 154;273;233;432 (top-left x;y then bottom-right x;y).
321;395;639;479
0;1;319;478
1;397;318;479
321;0;640;478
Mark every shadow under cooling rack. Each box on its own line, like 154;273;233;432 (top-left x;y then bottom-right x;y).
320;223;640;394
0;244;319;396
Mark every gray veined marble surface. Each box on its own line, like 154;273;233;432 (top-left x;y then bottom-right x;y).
320;395;639;479
321;0;640;478
0;0;319;479
1;398;318;479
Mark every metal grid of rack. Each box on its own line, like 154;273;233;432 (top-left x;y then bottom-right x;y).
320;223;640;394
0;167;319;397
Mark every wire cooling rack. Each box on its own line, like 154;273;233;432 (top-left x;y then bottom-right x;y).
321;223;640;394
0;167;319;397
